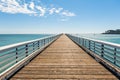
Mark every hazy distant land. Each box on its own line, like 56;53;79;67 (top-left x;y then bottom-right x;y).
102;29;120;34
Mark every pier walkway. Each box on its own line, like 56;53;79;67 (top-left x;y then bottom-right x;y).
10;35;117;80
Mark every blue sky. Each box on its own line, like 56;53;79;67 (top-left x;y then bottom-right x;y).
0;0;120;34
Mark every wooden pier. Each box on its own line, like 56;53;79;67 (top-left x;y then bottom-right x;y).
10;34;117;80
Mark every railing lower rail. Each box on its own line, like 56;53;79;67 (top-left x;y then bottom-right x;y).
0;34;61;79
67;34;120;76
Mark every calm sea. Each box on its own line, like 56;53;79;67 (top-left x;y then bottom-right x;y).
0;34;120;47
0;34;50;47
76;34;120;44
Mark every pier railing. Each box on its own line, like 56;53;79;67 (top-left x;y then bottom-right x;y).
0;34;61;79
67;34;120;74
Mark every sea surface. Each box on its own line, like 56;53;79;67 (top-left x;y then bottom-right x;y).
76;34;120;44
0;34;120;47
0;34;50;47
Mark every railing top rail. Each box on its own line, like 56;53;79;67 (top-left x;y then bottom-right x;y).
69;34;120;48
0;34;58;53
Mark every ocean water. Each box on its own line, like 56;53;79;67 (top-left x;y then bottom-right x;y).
76;34;120;44
0;34;50;47
0;34;120;47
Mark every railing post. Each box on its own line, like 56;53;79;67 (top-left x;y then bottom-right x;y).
101;44;104;57
77;37;79;44
44;39;45;46
40;40;42;48
48;38;49;43
79;38;80;45
76;37;78;43
82;39;84;46
114;48;117;64
42;39;44;47
47;38;49;44
89;41;91;50
46;38;48;44
38;41;40;49
49;37;51;42
80;38;82;45
50;37;52;42
16;48;18;63
94;42;95;52
49;37;51;43
33;43;35;52
25;44;28;57
84;39;86;47
73;37;75;41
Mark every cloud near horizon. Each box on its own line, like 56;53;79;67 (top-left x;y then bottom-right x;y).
0;0;76;17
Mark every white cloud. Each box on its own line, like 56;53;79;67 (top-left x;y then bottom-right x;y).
0;0;76;18
0;0;36;14
49;8;56;14
55;8;63;13
29;2;34;10
62;11;76;17
36;6;46;16
5;0;19;7
49;8;63;14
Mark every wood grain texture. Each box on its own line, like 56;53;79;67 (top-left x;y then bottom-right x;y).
10;34;117;80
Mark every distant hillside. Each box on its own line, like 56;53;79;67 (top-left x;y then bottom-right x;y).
102;29;120;34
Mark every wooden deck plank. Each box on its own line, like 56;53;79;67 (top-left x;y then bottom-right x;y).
10;34;117;79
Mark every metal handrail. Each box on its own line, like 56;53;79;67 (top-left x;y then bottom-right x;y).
0;35;57;53
0;34;61;75
67;34;120;69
